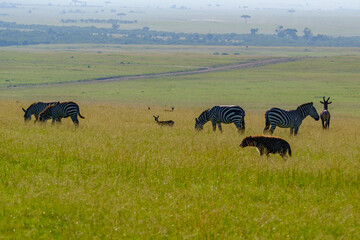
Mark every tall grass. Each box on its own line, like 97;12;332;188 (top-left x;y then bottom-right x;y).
1;101;359;238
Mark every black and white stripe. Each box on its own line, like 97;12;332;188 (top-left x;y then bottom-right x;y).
38;101;85;126
263;102;319;135
22;101;58;122
195;105;245;133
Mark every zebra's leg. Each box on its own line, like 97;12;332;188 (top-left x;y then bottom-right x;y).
263;123;270;134
294;127;300;136
217;123;223;133
211;120;217;131
269;125;276;135
290;128;294;135
71;115;80;126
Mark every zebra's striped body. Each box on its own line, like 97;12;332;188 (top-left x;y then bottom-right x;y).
38;101;85;126
22;101;58;122
195;105;245;133
264;102;319;135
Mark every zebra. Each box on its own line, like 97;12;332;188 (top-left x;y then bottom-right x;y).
38;101;85;126
263;102;319;136
22;101;58;123
195;105;245;133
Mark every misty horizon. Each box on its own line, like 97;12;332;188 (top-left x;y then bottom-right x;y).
10;0;360;10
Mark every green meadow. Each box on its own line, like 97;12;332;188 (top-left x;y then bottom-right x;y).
1;45;360;238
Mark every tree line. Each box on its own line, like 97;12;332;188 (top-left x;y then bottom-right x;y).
0;21;359;47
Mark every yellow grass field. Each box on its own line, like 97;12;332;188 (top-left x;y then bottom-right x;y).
1;100;359;238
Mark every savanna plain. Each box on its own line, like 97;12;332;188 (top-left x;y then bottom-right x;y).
1;45;360;239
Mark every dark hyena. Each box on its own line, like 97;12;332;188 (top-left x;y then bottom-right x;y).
240;135;291;159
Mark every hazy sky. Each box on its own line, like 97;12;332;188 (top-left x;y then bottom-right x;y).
17;0;360;10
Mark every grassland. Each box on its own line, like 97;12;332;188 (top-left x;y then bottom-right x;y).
1;101;360;239
1;45;360;238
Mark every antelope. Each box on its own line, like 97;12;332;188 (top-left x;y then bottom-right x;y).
153;115;174;127
165;107;174;112
320;96;332;129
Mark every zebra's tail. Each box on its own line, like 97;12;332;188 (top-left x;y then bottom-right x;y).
263;111;270;133
78;111;85;119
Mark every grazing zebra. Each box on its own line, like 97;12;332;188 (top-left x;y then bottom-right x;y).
22;101;58;123
153;115;174;127
320;96;332;129
38;101;85;126
263;102;319;136
195;105;245;133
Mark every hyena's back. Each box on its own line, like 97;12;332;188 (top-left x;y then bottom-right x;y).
241;135;292;158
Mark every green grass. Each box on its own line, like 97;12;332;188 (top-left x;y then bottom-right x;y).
2;50;360;116
1;45;360;238
0;48;272;88
1;102;360;238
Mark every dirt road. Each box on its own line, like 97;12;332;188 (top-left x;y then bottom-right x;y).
8;57;303;88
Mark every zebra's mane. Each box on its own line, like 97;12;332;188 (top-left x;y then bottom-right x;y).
297;102;313;109
199;108;210;117
28;102;38;109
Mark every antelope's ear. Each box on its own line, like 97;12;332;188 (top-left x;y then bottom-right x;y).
320;101;324;104
328;101;332;104
22;108;26;112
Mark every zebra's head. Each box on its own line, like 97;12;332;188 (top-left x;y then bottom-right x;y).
239;118;246;133
195;109;209;131
38;104;56;122
195;118;204;130
308;102;320;121
22;107;31;122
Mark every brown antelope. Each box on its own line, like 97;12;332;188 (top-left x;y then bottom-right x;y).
320;96;332;129
153;115;174;127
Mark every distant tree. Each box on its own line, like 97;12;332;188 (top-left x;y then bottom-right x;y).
303;27;313;40
275;25;284;37
276;26;298;40
250;28;258;35
312;34;329;41
111;23;119;30
241;15;251;23
142;26;150;31
283;29;298;39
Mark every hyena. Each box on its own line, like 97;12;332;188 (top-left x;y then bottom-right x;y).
240;135;291;159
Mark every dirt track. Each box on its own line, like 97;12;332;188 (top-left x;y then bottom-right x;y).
9;57;303;88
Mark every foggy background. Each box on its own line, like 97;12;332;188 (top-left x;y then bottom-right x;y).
11;0;360;10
